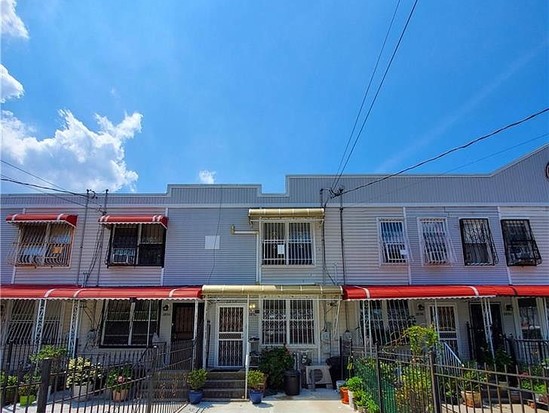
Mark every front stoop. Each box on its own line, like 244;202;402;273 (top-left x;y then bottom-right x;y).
203;370;247;401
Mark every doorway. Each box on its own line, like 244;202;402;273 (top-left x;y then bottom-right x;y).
216;305;245;368
171;303;203;369
469;302;503;363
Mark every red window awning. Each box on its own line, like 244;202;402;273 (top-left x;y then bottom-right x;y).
342;285;549;300
99;215;168;229
5;214;78;228
0;285;201;300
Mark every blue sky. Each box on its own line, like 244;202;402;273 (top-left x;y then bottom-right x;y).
1;0;548;194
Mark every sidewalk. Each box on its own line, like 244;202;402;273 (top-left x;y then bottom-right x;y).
179;388;351;413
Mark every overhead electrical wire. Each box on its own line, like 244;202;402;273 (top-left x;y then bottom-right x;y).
331;0;403;189
1;159;68;192
330;107;549;199
332;0;420;191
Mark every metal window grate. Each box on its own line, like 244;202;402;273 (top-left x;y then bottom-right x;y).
501;219;542;266
6;300;36;343
459;219;498;265
379;220;408;264
262;222;312;265
420;219;451;265
262;299;315;345
360;300;411;346
102;300;158;346
7;223;73;267
108;224;166;266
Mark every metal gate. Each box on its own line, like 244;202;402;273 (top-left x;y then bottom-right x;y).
216;306;244;367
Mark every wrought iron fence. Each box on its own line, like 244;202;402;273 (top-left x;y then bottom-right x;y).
352;347;549;413
1;340;196;413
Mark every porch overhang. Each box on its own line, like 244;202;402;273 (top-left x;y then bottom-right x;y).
5;213;78;227
0;285;202;300
99;215;168;229
248;208;325;220
342;285;496;300
202;284;341;297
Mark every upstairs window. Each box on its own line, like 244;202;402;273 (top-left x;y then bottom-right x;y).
262;222;313;265
378;219;409;264
8;222;74;267
101;300;159;347
459;218;498;266
419;218;453;265
106;224;166;266
501;219;542;266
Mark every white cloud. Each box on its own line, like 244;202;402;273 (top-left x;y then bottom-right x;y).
1;64;24;102
1;110;142;192
199;170;216;184
1;0;29;39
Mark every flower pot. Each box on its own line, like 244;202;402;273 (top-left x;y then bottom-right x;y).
112;389;129;402
188;389;203;405
348;390;355;409
461;390;481;407
19;395;36;406
340;386;349;404
72;382;94;401
249;389;263;404
1;388;16;406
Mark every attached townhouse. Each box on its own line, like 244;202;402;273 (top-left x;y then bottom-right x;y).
0;144;547;376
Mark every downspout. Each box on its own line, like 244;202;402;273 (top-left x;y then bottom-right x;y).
192;300;199;368
94;190;108;287
202;299;209;369
75;190;92;286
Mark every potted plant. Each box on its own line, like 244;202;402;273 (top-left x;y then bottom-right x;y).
345;376;363;410
106;366;132;402
66;357;100;401
339;381;349;405
247;370;266;404
30;345;68;391
259;347;294;391
18;374;39;407
0;372;18;405
186;368;207;404
460;364;487;408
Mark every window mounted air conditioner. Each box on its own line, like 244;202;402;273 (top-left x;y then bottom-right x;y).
305;365;332;387
112;254;132;264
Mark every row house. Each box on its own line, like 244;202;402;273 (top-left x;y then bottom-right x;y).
0;144;547;374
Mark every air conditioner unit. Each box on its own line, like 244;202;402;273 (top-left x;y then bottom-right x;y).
112;254;132;264
305;365;332;387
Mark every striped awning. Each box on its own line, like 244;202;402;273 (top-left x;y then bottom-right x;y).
0;285;201;300
5;214;78;227
99;215;168;229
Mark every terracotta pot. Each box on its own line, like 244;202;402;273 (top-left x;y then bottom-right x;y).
461;390;481;407
112;389;129;402
340;386;349;404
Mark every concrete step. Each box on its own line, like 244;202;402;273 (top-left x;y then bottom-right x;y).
203;388;246;400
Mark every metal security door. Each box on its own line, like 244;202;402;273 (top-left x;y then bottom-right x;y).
217;306;245;367
429;305;459;354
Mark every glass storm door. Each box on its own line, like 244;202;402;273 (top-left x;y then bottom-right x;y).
217;306;245;367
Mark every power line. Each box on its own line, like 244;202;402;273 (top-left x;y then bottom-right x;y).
1;159;68;192
331;107;549;199
331;0;403;189
332;0;420;190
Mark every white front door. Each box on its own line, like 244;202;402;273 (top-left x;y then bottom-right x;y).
216;305;245;367
429;304;459;354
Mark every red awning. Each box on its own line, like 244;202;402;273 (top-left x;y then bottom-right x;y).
0;285;201;300
342;285;549;300
99;215;168;229
5;214;78;227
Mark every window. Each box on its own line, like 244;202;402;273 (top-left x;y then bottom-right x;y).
107;224;166;266
360;300;411;346
459;219;498;266
379;220;408;264
6;300;35;343
501;220;542;266
419;218;452;265
11;223;73;267
262;222;313;265
518;298;542;339
262;299;315;345
102;300;159;346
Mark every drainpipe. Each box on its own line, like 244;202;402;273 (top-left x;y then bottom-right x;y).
94;190;108;287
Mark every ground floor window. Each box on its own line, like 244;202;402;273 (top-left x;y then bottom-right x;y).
518;298;542;339
262;299;315;345
360;300;412;346
101;300;159;346
5;300;35;344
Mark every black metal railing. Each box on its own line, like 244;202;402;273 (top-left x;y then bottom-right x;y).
505;335;549;367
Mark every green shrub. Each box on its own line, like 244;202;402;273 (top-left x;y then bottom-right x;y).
259;347;294;390
186;369;207;390
247;370;266;390
346;376;363;392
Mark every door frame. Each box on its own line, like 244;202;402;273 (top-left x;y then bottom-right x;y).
214;304;247;368
427;303;460;354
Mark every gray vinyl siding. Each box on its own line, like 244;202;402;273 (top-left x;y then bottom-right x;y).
500;206;549;284
163;208;256;286
406;206;510;285
324;207;409;286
